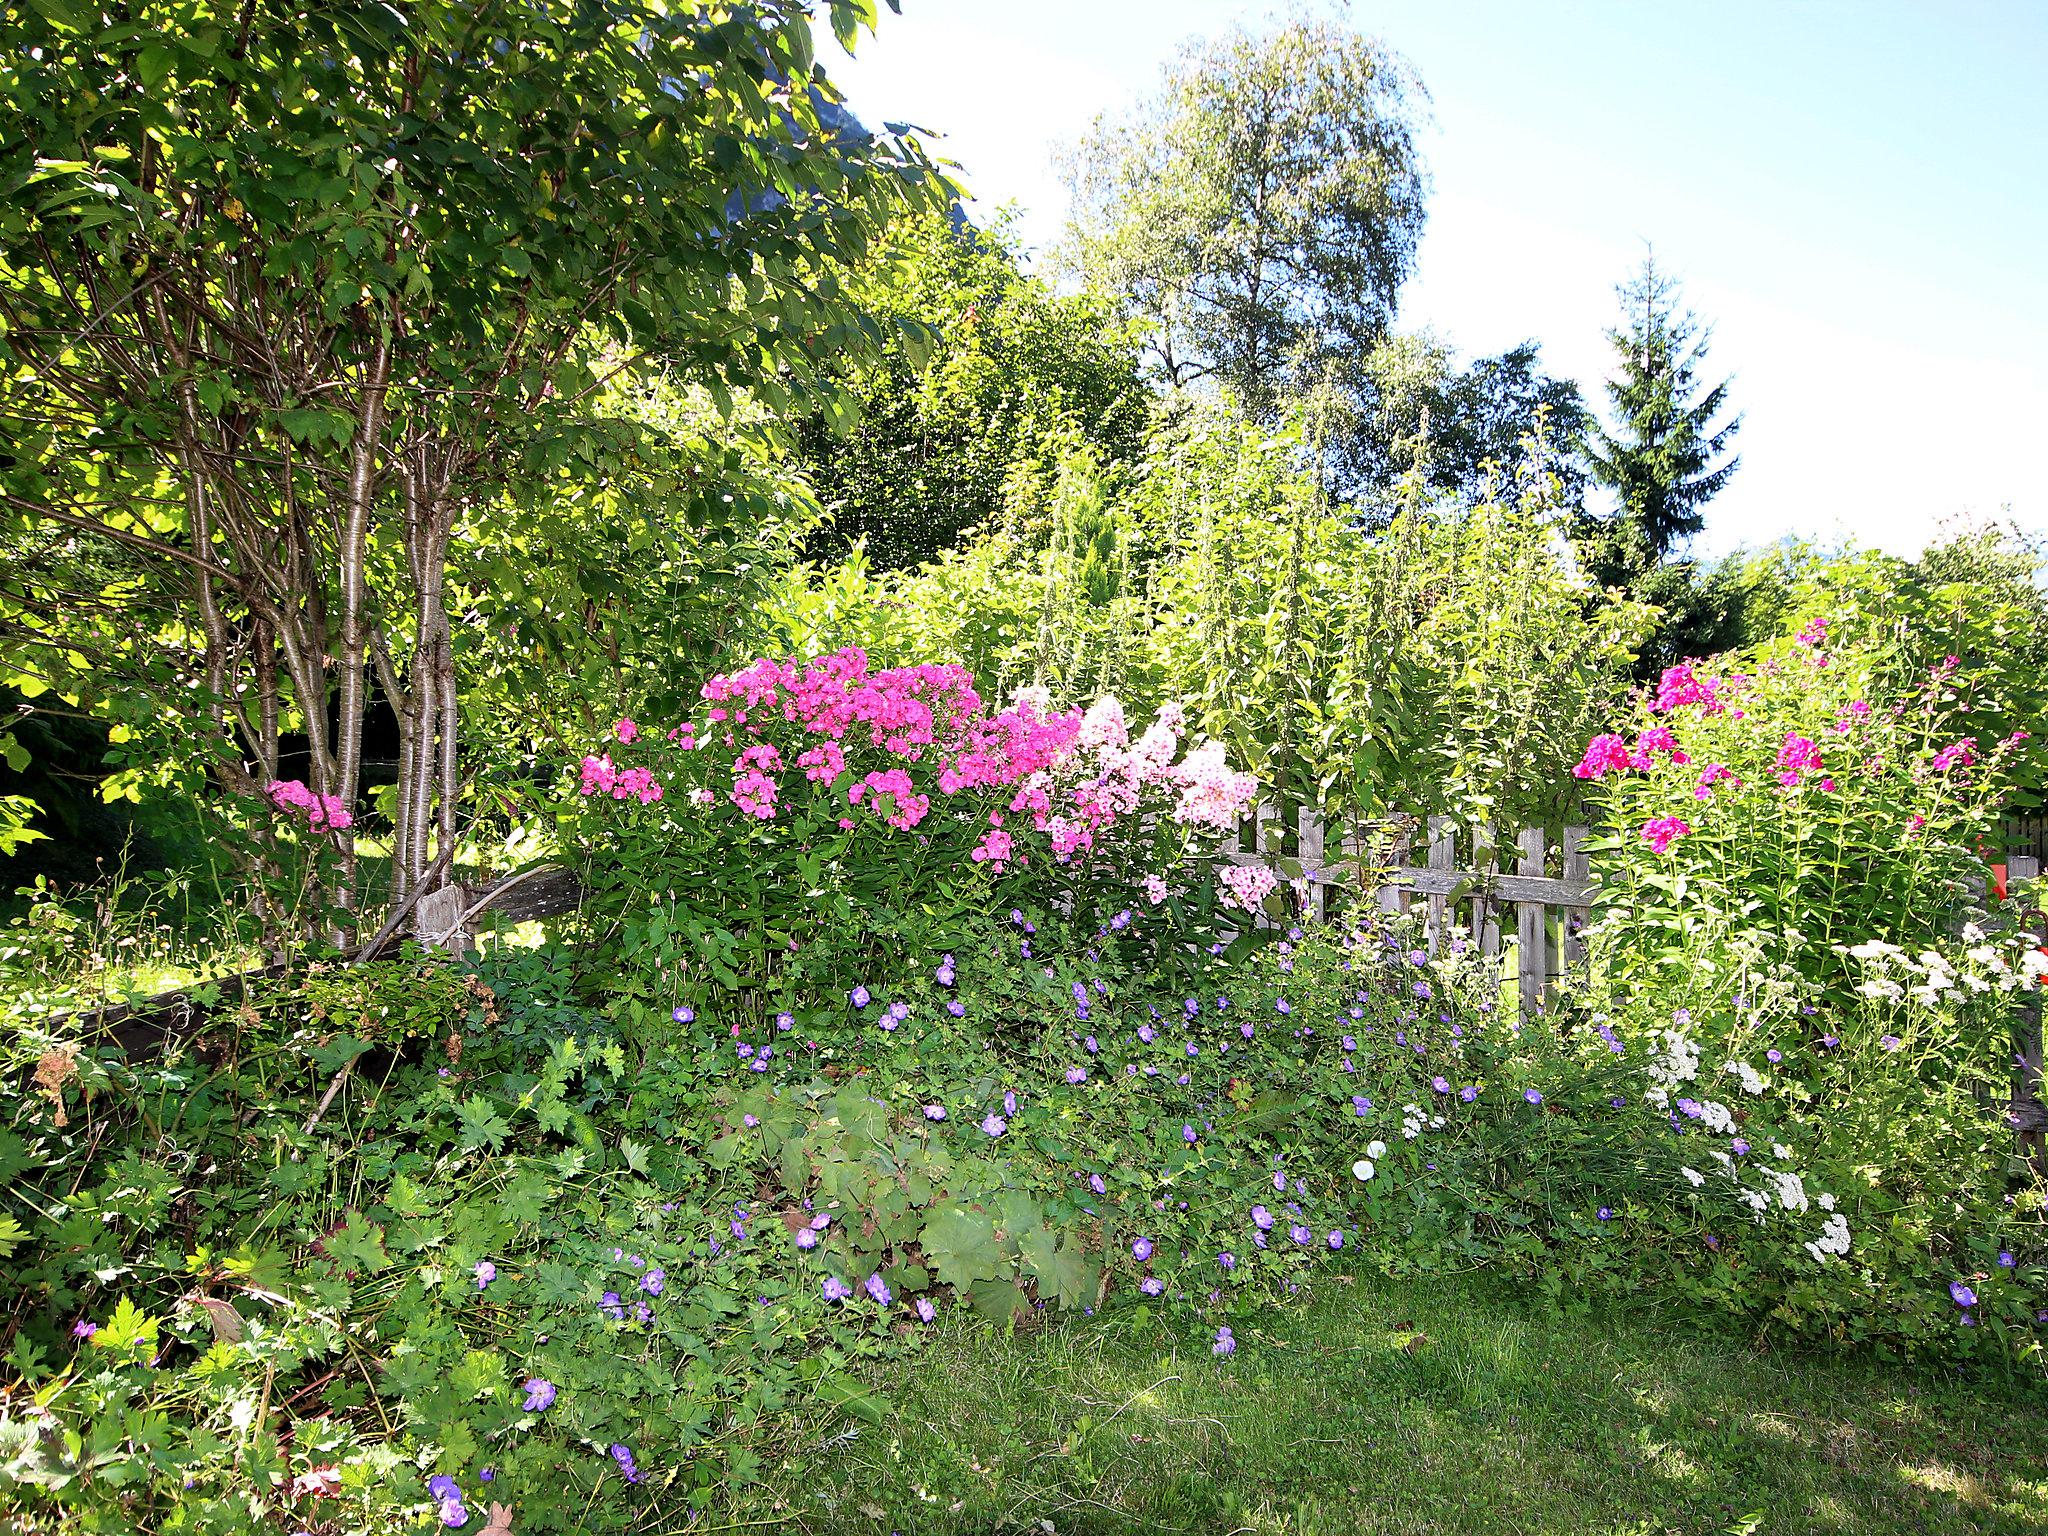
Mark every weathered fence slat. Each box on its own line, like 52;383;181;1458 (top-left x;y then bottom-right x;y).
1561;824;1593;972
1425;816;1454;955
1298;803;1326;922
1472;823;1502;958
1516;827;1548;1020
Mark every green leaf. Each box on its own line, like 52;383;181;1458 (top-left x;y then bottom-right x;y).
327;1211;390;1275
813;1373;891;1426
456;1096;512;1154
918;1203;1005;1289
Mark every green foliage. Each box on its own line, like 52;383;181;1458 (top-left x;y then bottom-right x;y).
0;0;946;917
1059;14;1428;412
1338;336;1592;517
782;399;1656;829
1583;623;2022;1005
792;210;1153;569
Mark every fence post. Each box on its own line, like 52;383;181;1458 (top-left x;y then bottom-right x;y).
1516;826;1547;1020
1378;824;1411;917
1298;804;1326;923
1560;824;1591;974
1425;816;1454;954
1472;823;1502;957
2010;853;2044;1177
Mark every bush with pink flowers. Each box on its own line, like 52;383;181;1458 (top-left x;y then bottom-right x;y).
559;648;1261;1039
1575;623;2030;1007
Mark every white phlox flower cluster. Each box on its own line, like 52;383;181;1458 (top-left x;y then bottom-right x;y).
1849;933;2041;1004
1643;1030;1701;1108
1806;1212;1851;1262
1722;1058;1766;1096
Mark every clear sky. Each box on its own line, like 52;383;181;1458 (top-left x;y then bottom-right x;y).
825;1;2048;559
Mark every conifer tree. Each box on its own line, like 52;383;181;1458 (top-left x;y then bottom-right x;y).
1579;257;1743;587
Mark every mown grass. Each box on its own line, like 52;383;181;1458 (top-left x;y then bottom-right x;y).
768;1271;2048;1536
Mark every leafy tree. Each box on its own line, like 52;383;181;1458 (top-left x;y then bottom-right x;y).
0;0;942;932
792;209;1151;570
1337;336;1589;514
1058;14;1428;414
1578;256;1743;586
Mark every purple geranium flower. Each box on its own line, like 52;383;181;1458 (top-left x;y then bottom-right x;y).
1132;1237;1154;1261
864;1273;892;1305
823;1276;852;1302
610;1444;642;1485
522;1377;556;1412
472;1261;496;1291
981;1113;1007;1137
1950;1281;1977;1308
1212;1326;1236;1356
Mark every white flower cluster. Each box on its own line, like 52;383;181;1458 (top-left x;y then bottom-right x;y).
1848;933;2044;1004
1694;1098;1737;1133
1647;1026;1850;1264
1399;1103;1443;1139
1722;1059;1766;1096
1805;1212;1851;1262
1643;1030;1701;1108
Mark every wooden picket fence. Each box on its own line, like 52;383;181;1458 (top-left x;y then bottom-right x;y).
1222;809;1593;1019
2002;812;2048;866
1222;806;2045;1174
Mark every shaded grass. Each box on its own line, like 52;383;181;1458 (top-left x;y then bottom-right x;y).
774;1271;2048;1535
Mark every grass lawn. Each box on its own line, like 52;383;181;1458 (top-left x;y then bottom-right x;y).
769;1271;2048;1536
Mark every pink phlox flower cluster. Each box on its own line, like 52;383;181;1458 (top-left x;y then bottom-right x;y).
1128;718;1183;783
849;767;929;830
579;755;663;805
970;828;1015;866
1171;740;1258;831
939;700;1084;795
1651;664;1726;714
614;718;639;744
1045;814;1093;860
701;649;984;761
1640;816;1692;854
1077;697;1129;753
731;743;781;819
1930;737;1977;773
1572;733;1633;780
1775;733;1823;787
797;741;846;783
1142;873;1170;905
267;779;353;832
1629;726;1690;769
1795;618;1828;648
1692;763;1740;800
1218;862;1278;912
